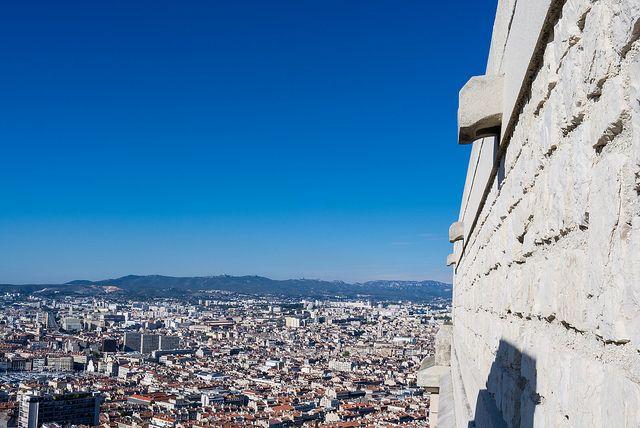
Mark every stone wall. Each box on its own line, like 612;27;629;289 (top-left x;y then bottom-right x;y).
450;0;640;426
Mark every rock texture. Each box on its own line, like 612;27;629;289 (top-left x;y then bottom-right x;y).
451;0;640;427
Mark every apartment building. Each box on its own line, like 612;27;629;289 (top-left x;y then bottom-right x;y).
18;392;101;428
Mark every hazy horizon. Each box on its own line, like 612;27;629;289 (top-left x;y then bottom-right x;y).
2;272;454;286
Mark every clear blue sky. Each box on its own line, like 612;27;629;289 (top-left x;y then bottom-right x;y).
1;1;497;285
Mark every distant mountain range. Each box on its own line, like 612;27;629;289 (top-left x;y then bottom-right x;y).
0;275;452;302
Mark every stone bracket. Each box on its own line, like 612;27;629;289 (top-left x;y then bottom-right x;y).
449;221;464;243
458;75;504;144
447;253;456;266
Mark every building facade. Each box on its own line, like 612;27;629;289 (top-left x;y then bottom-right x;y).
441;0;640;427
60;317;82;332
18;392;101;428
124;333;178;353
123;332;142;352
45;357;73;372
159;335;179;351
141;334;160;354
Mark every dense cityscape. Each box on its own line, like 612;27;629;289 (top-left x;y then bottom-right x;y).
0;291;451;428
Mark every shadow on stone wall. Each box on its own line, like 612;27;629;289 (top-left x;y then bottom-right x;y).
469;340;539;428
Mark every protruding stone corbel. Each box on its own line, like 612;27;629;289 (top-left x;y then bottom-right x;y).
449;221;464;243
447;253;456;266
458;74;504;144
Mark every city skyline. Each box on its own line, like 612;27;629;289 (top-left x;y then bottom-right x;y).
1;1;498;285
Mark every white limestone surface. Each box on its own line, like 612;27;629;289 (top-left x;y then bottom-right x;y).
452;0;640;426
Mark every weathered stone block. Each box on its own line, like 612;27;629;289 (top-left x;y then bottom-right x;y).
449;221;464;243
446;253;456;266
458;75;505;144
416;364;450;391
